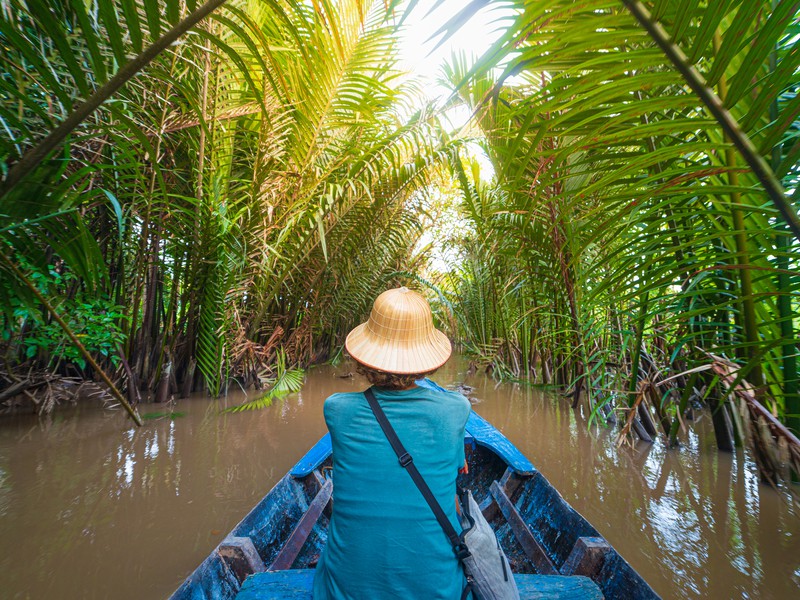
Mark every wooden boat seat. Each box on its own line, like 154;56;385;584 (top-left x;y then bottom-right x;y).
236;569;604;599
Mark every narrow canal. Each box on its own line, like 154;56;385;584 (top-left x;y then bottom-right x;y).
0;356;798;599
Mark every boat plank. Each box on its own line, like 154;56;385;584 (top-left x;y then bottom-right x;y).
561;537;611;578
269;479;333;571
219;537;265;584
237;570;603;600
490;480;557;575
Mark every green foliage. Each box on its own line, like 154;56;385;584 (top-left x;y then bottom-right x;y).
21;300;126;369
226;349;305;412
3;266;127;369
0;0;454;398
436;1;799;426
1;0;797;446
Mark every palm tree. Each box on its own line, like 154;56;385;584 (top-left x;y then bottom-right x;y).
438;1;798;449
0;0;458;413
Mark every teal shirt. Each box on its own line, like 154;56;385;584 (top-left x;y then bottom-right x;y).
313;385;471;600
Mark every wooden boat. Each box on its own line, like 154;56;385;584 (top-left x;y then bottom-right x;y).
171;380;660;599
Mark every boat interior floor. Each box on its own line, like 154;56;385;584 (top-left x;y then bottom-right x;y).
236;569;604;600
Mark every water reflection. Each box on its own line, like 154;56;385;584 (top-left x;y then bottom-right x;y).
449;363;799;600
0;358;797;599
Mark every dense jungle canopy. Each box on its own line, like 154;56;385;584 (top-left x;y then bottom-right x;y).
0;0;798;474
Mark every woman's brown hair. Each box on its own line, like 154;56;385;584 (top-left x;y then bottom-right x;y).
356;363;437;391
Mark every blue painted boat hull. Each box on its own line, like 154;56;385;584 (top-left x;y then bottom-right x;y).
171;382;659;600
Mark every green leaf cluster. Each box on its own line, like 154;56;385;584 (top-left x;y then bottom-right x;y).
3;264;127;369
435;0;799;431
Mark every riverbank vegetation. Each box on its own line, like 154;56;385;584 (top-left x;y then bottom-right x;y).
0;1;798;482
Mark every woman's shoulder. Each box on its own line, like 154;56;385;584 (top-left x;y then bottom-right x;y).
323;391;364;418
419;386;471;415
324;391;363;408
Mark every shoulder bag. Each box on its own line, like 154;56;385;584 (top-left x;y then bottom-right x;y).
364;387;520;600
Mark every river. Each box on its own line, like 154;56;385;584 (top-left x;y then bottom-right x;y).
0;356;798;599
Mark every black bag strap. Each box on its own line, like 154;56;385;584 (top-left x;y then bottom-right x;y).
364;387;469;560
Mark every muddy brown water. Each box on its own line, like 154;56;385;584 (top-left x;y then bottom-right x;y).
0;356;798;599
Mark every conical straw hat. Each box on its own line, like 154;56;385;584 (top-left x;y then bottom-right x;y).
345;287;452;374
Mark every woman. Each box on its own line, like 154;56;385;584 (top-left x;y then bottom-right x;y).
313;287;471;599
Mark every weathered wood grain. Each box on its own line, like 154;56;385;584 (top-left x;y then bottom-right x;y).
268;479;333;571
218;537;265;583
561;537;611;579
490;480;557;575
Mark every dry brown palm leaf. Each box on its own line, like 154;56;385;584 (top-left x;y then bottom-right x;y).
708;355;800;484
617;381;648;448
163;102;265;133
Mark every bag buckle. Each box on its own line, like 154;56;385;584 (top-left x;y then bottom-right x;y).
454;543;471;560
398;452;413;467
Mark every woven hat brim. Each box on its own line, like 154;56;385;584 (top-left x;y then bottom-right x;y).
345;322;452;374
